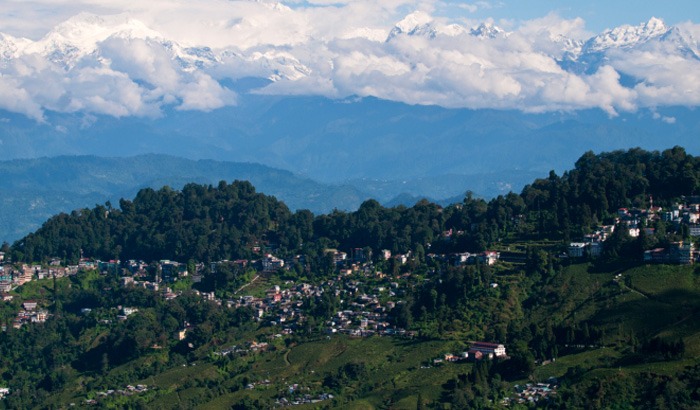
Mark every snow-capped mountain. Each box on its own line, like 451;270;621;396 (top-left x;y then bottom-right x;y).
2;12;694;83
659;27;700;60
0;12;311;81
387;12;508;41
581;17;668;53
19;13;166;69
469;23;508;39
386;11;435;40
0;33;31;63
560;17;700;74
0;11;699;121
553;35;584;55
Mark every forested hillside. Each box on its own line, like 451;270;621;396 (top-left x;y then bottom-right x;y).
0;147;699;408
13;146;700;264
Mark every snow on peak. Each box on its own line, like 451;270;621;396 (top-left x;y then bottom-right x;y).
583;17;670;52
22;13;166;68
470;23;507;39
395;11;433;33
553;34;584;54
388;11;434;39
659;26;700;60
645;17;667;33
0;33;31;62
48;13;162;45
247;50;312;81
433;24;467;37
387;12;470;40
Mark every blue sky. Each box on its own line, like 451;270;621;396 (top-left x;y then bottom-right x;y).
2;0;697;39
438;0;699;32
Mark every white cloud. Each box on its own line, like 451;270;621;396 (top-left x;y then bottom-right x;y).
0;73;45;121
0;2;698;120
456;1;498;13
178;72;237;111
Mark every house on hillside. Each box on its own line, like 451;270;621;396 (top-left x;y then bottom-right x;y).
643;241;696;264
673;242;695;264
568;243;587;258
262;254;285;272
333;251;348;265
644;248;667;263
689;225;700;237
470;341;507;358
380;249;392;260
479;251;500;265
0;281;11;293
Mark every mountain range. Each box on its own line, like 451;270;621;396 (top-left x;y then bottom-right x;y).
3;12;696;76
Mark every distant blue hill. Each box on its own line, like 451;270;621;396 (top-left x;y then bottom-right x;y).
0;95;697;181
0;155;364;242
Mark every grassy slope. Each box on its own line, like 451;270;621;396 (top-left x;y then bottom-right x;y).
194;258;700;408
32;262;700;408
213;336;471;408
532;262;700;383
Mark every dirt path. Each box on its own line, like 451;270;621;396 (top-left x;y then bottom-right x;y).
616;277;649;298
284;349;291;366
234;275;260;294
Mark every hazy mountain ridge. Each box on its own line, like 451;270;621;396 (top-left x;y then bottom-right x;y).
0;154;538;242
0;155;365;242
1;96;697;180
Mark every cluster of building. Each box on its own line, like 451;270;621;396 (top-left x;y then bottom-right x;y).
448;251;501;266
8;301;49;330
245;379;335;407
433;342;508;365
214;340;269;357
275;393;334;407
233;274;412;338
0;262;78;294
567;225;613;259
568;198;700;264
0;231;508;341
275;386;334;407
506;380;558;405
84;384;149;405
662;200;700;227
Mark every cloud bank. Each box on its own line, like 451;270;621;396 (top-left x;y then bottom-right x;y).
0;0;699;121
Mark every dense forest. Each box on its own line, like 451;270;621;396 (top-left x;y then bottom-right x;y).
1;147;700;408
